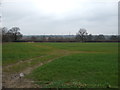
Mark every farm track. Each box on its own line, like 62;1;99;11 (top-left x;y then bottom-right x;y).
3;55;67;88
3;55;48;70
2;45;104;88
2;48;79;88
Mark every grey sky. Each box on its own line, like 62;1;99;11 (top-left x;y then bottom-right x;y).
2;0;119;35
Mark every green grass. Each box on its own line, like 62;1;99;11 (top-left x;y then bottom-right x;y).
27;53;118;88
2;42;54;65
37;42;118;52
3;42;118;88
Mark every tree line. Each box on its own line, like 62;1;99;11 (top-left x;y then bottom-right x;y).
1;27;22;42
1;27;119;42
76;28;119;42
24;28;119;42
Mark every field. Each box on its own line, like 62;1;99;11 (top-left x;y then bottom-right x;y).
2;42;118;88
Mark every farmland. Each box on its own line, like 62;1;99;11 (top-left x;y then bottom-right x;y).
2;42;118;88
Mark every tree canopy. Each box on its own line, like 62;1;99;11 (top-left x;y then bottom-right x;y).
1;27;23;42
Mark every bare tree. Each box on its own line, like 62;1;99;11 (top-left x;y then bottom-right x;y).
86;34;93;41
8;27;22;41
110;35;118;41
76;28;88;42
94;34;105;41
1;27;8;42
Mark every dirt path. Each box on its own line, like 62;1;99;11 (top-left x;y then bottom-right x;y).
2;50;102;88
3;55;48;69
2;55;66;88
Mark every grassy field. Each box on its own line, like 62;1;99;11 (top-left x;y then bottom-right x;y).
2;42;118;88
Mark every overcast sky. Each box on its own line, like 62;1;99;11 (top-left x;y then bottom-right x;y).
1;0;119;35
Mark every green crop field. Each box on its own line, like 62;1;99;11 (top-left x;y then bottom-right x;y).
2;42;118;88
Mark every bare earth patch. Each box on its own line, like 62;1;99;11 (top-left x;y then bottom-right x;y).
2;53;71;88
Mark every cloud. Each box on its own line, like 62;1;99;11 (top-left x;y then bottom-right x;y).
2;0;118;35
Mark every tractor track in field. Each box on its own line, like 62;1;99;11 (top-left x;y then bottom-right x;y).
4;50;102;69
2;54;68;88
2;50;102;88
3;55;48;69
